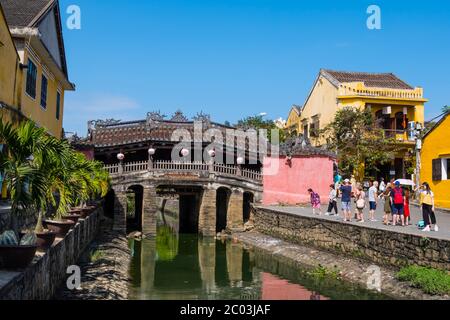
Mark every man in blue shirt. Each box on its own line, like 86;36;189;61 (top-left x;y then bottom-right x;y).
340;179;353;222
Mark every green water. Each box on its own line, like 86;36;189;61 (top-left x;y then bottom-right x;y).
127;225;389;300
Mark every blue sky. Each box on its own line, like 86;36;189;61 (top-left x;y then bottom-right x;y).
60;0;450;135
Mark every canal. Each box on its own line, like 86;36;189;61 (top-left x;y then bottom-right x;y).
128;226;389;300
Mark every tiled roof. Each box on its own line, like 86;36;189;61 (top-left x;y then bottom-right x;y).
322;69;414;90
0;0;53;27
89;119;247;149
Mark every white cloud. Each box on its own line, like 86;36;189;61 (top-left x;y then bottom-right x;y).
63;93;143;135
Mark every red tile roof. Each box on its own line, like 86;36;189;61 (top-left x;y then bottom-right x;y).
322;69;414;90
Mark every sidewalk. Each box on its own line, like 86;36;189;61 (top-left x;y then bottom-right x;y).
261;203;450;241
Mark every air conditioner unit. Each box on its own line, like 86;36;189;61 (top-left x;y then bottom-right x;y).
383;106;392;115
408;122;416;141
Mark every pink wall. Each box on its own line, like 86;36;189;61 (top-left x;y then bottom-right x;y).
262;155;334;205
78;149;95;161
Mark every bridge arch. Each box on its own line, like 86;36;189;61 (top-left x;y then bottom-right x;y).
243;191;255;223
216;187;231;233
126;185;144;233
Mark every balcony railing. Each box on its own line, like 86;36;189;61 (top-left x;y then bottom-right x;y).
104;160;263;182
338;84;424;100
382;129;415;143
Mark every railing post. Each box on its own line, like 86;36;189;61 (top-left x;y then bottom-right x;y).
148;157;153;171
118;160;124;175
236;164;242;177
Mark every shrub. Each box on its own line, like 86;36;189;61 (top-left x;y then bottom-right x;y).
397;265;450;295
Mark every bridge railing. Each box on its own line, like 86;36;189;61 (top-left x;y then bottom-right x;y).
153;160;209;172
104;160;262;182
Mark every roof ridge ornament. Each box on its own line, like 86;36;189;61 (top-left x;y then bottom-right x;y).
192;111;211;125
170;110;189;122
147;110;167;122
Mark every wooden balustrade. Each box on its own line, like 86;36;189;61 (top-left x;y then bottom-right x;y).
104;160;262;182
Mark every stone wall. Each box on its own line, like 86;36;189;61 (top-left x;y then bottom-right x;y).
0;208;101;300
253;206;450;271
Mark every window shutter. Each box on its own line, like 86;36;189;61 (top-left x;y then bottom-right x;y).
432;159;442;181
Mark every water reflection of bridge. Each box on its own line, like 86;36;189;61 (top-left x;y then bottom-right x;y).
129;233;261;300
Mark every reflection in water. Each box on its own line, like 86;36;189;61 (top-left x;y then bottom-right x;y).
128;224;389;300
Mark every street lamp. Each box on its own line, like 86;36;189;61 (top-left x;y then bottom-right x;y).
236;156;244;176
181;148;190;159
148;147;156;170
117;152;125;174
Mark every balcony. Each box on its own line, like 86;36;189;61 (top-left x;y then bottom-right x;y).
338;82;426;101
382;129;415;144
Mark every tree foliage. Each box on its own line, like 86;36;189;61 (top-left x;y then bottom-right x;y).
320;107;400;180
235;115;286;143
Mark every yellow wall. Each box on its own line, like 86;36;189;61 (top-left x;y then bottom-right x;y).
298;75;339;146
0;8;21;122
286;108;301;135
19;48;65;138
421;115;450;208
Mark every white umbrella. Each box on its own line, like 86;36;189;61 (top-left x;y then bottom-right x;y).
394;179;415;187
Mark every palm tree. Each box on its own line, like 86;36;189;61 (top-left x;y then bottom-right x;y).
0;118;110;233
0;120;59;232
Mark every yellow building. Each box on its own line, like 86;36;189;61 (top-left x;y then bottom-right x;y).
285;105;302;136
421;112;450;209
289;69;428;180
0;3;21;122
0;0;75;138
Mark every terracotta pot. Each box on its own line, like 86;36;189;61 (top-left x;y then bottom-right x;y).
43;220;75;237
80;206;96;218
62;214;82;224
20;231;56;251
0;245;38;269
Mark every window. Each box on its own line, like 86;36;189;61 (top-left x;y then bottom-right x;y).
303;123;308;138
442;158;450;181
432;158;442;181
395;112;408;131
40;75;48;109
310;116;320;137
56;92;61;120
25;59;37;98
433;158;450;181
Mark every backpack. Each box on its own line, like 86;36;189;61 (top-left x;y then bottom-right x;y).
392;187;404;205
417;220;426;230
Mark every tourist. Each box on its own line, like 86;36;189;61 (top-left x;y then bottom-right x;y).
340;179;353;222
382;186;393;225
391;181;405;226
418;182;438;232
404;188;411;226
353;182;362;220
308;188;322;215
356;185;366;222
379;178;386;193
326;184;338;216
368;181;378;222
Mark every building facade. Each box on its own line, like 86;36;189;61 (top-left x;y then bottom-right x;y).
0;0;75;137
0;3;21;122
289;69;428;180
421;112;450;209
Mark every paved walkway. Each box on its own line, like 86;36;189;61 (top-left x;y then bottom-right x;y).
260;203;450;241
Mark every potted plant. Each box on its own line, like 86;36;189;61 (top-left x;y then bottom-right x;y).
0;121;61;254
0;230;38;269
